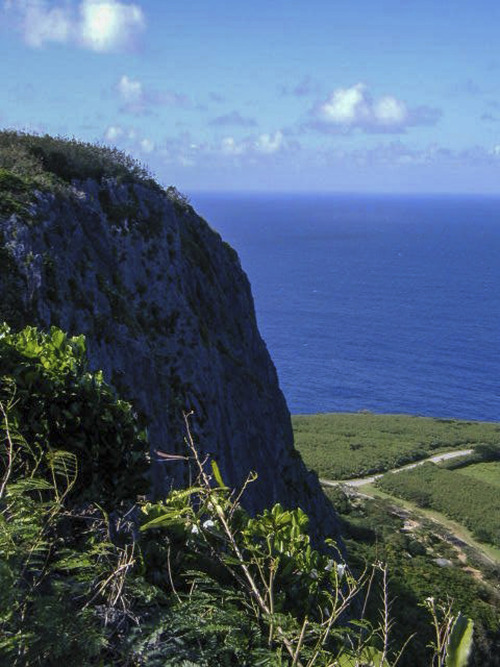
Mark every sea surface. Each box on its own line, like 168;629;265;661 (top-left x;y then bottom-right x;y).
192;193;500;422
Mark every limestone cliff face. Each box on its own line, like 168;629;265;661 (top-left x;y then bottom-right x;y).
0;173;341;542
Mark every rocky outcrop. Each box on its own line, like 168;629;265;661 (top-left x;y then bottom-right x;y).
0;168;341;543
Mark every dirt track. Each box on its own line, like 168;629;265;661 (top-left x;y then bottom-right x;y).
320;448;473;488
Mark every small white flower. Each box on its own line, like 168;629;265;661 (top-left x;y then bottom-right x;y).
202;519;216;530
337;563;346;579
190;524;199;535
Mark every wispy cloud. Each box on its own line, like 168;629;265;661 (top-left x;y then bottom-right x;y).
220;130;287;156
481;111;499;123
279;75;320;98
117;74;143;104
309;83;441;134
209;110;257;128
116;74;191;115
136;128;292;167
104;124;126;141
103;123;154;155
449;78;484;98
4;0;145;52
208;92;225;104
318;141;500;169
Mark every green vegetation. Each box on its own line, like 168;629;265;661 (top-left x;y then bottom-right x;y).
294;412;500;664
457;461;500;489
293;412;500;480
363;481;500;574
0;324;148;507
324;486;499;667
0;167;31;217
376;463;500;548
439;444;500;471
0;325;473;665
0;130;156;190
0;131;194;217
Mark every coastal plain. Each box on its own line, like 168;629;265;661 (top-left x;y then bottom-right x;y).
293;412;500;480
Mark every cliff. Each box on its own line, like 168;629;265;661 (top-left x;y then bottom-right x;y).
0;132;341;542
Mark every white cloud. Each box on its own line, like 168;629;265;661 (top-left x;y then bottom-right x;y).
373;95;408;125
114;74;191;115
220;130;287;157
103;124;138;142
255;130;283;154
312;83;440;133
319;83;372;125
221;137;245;156
79;0;145;52
117;74;143;104
17;2;72;47
4;0;145;52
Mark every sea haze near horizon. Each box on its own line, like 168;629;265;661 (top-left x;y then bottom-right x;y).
192;193;500;422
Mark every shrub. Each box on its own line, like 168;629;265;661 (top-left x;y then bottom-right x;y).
0;130;156;188
0;324;148;506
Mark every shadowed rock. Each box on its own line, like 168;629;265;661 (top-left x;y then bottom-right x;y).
0;144;341;544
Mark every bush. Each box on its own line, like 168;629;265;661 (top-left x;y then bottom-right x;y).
0;324;148;506
0;330;154;664
0;130;158;190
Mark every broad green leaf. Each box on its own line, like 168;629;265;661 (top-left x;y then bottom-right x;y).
445;613;474;667
335;646;389;666
140;508;193;531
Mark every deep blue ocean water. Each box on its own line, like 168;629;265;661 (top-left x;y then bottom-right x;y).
192;194;500;422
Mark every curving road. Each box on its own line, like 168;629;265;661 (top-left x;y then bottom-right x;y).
320;448;473;488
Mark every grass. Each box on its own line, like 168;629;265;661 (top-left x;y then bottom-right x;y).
456;460;500;489
292;412;500;479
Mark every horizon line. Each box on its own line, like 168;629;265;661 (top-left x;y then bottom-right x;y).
188;189;500;198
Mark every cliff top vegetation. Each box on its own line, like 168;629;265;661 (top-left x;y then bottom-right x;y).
0;129;192;216
0;130;156;188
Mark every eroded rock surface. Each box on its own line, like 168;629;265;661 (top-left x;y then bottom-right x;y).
0;176;341;542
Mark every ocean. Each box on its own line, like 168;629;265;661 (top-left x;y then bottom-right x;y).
192;193;500;422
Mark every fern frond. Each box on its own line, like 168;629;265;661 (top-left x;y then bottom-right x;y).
48;449;78;502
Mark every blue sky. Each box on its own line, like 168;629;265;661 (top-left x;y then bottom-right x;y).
1;0;500;194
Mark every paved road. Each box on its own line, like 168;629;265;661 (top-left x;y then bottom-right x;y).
320;448;474;488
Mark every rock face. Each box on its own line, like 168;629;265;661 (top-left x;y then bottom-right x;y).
0;167;341;542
